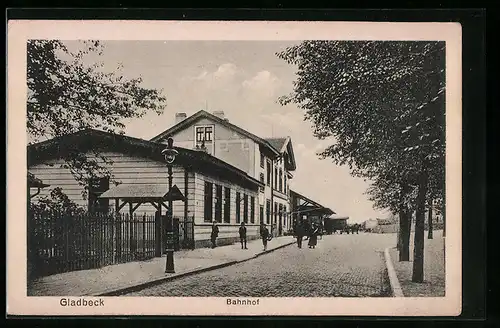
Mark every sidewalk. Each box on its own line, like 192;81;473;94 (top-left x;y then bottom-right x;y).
28;236;296;297
388;230;445;297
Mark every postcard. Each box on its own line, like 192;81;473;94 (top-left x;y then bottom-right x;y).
7;19;462;316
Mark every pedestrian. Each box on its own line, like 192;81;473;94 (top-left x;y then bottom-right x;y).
239;222;248;249
308;223;319;249
260;223;270;251
303;220;311;240
295;219;305;249
211;221;219;249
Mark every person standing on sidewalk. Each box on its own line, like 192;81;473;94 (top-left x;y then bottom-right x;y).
308;223;319;249
239;222;248;249
211;221;219;249
260;223;270;251
295;219;305;249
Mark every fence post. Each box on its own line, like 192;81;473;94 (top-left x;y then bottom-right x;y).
130;213;136;256
116;213;122;261
141;214;146;256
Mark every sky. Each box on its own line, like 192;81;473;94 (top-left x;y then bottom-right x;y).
67;40;390;223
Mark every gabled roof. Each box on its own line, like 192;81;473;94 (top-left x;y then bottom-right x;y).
150;110;281;157
265;138;288;152
28;129;264;191
290;189;335;215
265;136;297;171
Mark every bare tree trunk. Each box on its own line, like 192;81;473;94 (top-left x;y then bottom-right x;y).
412;169;428;283
406;209;412;255
398;184;411;261
399;207;410;261
427;204;433;239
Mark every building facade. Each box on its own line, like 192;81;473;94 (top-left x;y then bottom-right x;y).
28;129;264;248
150;110;297;236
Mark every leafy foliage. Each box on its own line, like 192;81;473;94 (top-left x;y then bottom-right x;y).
27;40;167;141
27;40;167;197
30;187;86;217
277;41;445;211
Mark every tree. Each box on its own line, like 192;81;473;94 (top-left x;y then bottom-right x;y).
27;40;167;198
277;40;445;282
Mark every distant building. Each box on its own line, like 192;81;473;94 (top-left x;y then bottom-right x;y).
364;219;378;231
289;190;334;232
324;216;348;233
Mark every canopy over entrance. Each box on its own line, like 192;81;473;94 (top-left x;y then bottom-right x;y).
99;183;186;214
100;183;187;257
290;190;335;217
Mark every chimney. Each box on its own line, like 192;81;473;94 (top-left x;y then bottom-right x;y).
175;112;187;124
213;111;225;120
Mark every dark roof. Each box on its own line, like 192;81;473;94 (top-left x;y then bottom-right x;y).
290;189;335;215
149;110;281;156
265;136;297;171
28;172;50;188
28;129;264;191
265;138;288;152
100;184;168;199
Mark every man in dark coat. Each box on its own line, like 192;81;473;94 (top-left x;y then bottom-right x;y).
239;222;248;249
211;221;219;248
295;219;305;249
260;223;270;251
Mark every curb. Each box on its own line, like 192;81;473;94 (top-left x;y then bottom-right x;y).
384;247;404;298
253;240;295;258
93;240;295;296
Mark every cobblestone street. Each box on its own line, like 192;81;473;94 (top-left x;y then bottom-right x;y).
128;232;396;297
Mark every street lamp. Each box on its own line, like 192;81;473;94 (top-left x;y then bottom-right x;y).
161;137;179;273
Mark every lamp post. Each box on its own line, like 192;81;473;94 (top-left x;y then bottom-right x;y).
162;137;179;274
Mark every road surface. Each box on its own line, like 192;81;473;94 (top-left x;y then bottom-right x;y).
127;232;396;297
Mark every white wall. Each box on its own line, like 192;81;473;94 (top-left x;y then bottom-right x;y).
29;151;194;217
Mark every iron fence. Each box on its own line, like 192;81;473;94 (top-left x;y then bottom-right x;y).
28;211;160;279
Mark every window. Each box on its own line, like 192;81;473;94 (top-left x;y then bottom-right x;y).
235;192;241;223
215;184;223;223
243;194;249;223
88;177;110;213
196;127;205;142
259;205;264;224
279;169;283;193
260;152;265;168
278;204;283;227
204;182;213;222
259;173;265;192
266;199;271;224
204;126;213;141
250;196;255;223
283;205;287;228
274;167;278;190
284;175;287;194
266;160;271;186
196;126;213;142
224;187;231;223
274;202;278;224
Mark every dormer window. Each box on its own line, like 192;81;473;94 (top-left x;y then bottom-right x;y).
205;126;213;141
196;126;213;142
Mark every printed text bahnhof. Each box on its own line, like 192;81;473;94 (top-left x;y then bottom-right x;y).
227;298;260;305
